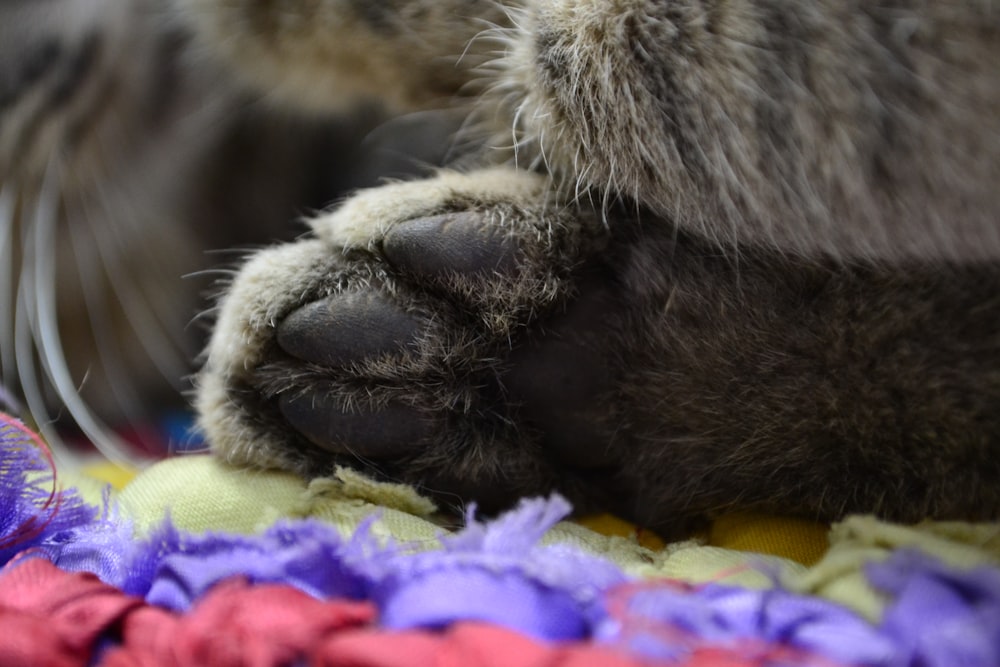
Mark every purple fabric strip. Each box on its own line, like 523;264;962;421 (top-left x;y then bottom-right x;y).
868;549;1000;667
0;416;100;566
594;581;894;665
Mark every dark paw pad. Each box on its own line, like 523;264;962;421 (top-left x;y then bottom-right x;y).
279;392;430;459
277;291;422;366
382;212;519;278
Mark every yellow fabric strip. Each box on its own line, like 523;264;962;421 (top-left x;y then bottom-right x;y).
709;513;830;566
574;514;667;551
80;462;139;490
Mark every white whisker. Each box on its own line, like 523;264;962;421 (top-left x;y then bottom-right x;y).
84;186;191;390
67;193;152;429
27;159;144;466
0;182;18;392
88;112;196;359
14;177;72;465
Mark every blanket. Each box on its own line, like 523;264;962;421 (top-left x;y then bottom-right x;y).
2;413;998;666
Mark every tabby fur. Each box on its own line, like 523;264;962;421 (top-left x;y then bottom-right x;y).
5;0;999;533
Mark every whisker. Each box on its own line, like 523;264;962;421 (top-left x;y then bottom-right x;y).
14;178;73;466
89;111;196;359
0;182;19;392
85;187;192;390
67;191;151;430
182;267;239;280
27;159;144;466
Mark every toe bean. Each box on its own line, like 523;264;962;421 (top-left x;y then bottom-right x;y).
277;292;422;366
382;212;519;278
279;392;431;459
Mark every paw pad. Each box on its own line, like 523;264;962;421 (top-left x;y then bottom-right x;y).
382;212;519;278
279;392;431;459
278;292;422;367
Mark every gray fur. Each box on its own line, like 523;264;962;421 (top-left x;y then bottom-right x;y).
193;0;1000;531
3;0;998;530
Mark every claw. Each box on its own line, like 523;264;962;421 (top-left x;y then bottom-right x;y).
277;292;422;366
382;212;519;277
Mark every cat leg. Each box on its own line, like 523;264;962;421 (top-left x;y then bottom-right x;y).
200;166;1000;530
200;161;1000;530
482;0;1000;260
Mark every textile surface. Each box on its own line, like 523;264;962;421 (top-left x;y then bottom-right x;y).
2;415;999;666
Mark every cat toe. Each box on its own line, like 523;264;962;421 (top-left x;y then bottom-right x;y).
277;291;422;367
275;291;431;459
279;391;431;459
382;212;519;279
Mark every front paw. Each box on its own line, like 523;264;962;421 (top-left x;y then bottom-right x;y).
198;170;616;513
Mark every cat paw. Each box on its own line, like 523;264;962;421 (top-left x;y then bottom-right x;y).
197;168;618;512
